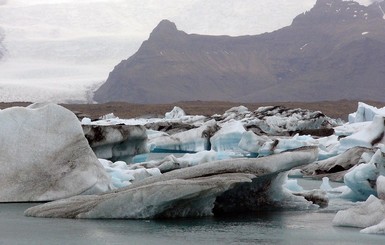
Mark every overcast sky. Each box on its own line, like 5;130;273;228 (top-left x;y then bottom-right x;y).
0;0;379;103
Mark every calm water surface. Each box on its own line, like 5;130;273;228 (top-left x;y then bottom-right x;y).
1;202;385;245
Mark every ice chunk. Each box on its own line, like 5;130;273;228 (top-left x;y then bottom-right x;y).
339;115;385;152
210;120;246;152
149;120;218;153
361;219;385;234
341;149;385;201
83;124;149;162
99;159;161;188
348;102;385;123
165;106;186;119
283;178;304;192
239;132;316;156
377;175;385;200
0;103;111;202
333;195;385;229
238;131;268;153
25;146;319;219
320;177;333;191
301;146;374;180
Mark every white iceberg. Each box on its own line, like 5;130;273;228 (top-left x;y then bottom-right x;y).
148;119;218;153
0;103;111;202
348;102;385;123
210;120;246;152
339;115;385;153
24;146;318;219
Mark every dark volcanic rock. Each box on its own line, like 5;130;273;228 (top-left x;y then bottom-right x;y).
94;0;385;104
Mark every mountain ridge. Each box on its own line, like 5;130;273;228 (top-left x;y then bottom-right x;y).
94;0;385;104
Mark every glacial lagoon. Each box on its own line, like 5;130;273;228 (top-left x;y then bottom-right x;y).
1;180;384;245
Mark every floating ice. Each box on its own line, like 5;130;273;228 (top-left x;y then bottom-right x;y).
333;195;385;233
83;124;148;162
301;147;374;181
99;159;161;188
0;103;111;202
320;177;333;191
149;119;218;153
131;150;243;173
343;161;378;201
210;120;246;152
24;147;319;219
348;102;385;123
338;115;385;153
10;101;385;232
164;106;186;119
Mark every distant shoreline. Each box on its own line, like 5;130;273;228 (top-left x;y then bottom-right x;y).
1;100;385;121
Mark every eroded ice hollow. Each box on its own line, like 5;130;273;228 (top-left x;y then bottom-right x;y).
25;146;320;219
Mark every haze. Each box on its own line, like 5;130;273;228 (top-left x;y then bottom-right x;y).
0;0;374;102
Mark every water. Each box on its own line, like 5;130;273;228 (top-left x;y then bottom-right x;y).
1;203;385;244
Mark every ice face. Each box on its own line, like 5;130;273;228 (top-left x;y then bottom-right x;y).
349;102;385;123
24;147;319;219
99;159;161;188
210;120;246;152
0;103;111;202
164;106;186;119
83;124;149;162
339;115;385;153
148;120;217;153
333;195;385;232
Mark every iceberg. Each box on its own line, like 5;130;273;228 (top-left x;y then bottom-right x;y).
333;195;385;234
129;150;243;173
333;153;385;234
0;103;111;202
338;115;385;153
242;106;339;136
239;130;320;157
164;106;186;119
301;147;374;181
210;120;246;152
348;102;385;123
24;146;318;219
342;149;385;201
99;159;161;188
148;119;218;153
82;124;149;162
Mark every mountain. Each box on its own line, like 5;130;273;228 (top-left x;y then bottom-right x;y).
0;0;316;103
94;0;385;104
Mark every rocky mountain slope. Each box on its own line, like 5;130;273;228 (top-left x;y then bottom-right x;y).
94;0;385;104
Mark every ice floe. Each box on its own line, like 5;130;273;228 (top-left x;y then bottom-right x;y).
0;103;111;202
3;101;385;234
24;147;319;219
